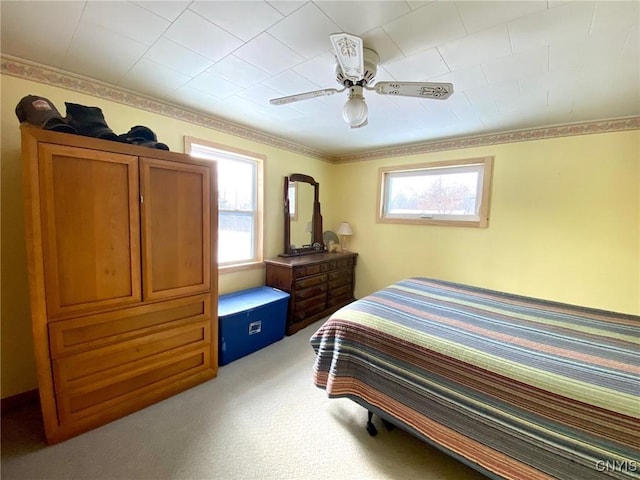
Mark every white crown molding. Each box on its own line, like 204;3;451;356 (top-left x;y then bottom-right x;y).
3;54;638;164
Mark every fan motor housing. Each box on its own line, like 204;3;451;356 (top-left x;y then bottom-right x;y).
335;48;380;86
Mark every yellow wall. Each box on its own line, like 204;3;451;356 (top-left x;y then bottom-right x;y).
2;73;639;399
331;132;640;315
0;75;331;398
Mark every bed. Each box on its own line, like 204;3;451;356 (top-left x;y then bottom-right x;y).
310;277;639;480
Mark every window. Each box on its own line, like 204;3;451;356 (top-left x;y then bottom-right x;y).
288;181;297;220
185;137;264;270
378;156;493;228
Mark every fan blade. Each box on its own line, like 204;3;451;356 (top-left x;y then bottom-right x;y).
270;88;344;105
373;82;454;100
330;33;364;82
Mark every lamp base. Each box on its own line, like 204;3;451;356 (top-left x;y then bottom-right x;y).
340;235;349;252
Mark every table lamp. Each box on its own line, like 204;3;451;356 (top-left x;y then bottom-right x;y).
337;222;353;252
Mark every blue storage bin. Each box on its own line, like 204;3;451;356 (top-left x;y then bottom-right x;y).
218;286;290;366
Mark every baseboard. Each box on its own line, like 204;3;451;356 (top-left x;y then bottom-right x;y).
1;388;39;415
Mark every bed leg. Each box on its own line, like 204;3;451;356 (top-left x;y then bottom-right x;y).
381;418;396;432
366;411;378;436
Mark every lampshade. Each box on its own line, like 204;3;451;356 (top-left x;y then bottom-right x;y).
342;87;368;128
337;222;353;236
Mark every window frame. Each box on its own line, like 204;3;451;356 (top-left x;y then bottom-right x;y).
288;181;298;221
377;156;493;228
184;137;264;272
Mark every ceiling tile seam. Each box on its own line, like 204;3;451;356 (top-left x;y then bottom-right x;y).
587;3;598;37
168;8;255;78
185;4;291;76
506;18;515;57
2;54;637;165
121;5;193;87
55;2;97;79
312;1;341;33
134;2;177;23
186;6;245;50
622;23;638;56
378;25;404;68
452;1;470;37
79;3;174;86
435;46;452;78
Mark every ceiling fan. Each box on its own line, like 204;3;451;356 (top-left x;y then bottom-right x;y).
269;33;454;129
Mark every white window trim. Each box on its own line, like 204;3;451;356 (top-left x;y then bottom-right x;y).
184;137;264;272
377;156;494;228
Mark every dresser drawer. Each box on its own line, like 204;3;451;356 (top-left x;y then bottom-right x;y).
327;291;353;308
265;252;357;336
328;284;352;299
294;293;326;313
293;301;326;322
293;264;322;278
328;277;351;290
295;273;327;290
296;282;328;299
327;269;353;289
327;257;354;271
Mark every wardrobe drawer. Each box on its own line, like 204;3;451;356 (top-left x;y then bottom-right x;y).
49;295;210;358
53;321;209;388
56;347;210;423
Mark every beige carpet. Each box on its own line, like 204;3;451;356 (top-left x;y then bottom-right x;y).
1;321;486;480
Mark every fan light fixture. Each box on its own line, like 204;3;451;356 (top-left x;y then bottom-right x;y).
269;33;454;129
342;87;367;128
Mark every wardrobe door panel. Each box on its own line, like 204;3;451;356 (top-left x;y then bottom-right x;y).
140;158;211;301
38;144;142;319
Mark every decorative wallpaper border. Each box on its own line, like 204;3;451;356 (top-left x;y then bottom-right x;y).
1;55;326;161
332;116;640;163
2;55;638;164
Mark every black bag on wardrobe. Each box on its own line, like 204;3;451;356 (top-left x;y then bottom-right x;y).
117;125;169;150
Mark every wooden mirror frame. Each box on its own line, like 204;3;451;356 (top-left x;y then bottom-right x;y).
280;174;324;256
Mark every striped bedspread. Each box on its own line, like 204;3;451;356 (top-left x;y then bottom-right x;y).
310;277;640;480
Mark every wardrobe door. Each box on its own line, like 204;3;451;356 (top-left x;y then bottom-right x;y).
139;157;211;301
38;144;142;319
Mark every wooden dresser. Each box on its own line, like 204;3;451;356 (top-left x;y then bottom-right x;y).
264;252;357;335
20;125;218;443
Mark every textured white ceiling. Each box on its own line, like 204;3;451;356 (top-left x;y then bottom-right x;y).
1;1;638;155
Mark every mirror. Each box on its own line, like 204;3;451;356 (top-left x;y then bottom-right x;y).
280;174;324;256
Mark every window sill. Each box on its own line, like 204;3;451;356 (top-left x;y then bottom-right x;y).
377;217;488;228
219;261;265;274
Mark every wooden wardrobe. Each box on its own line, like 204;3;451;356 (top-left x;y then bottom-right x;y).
20;125;218;444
